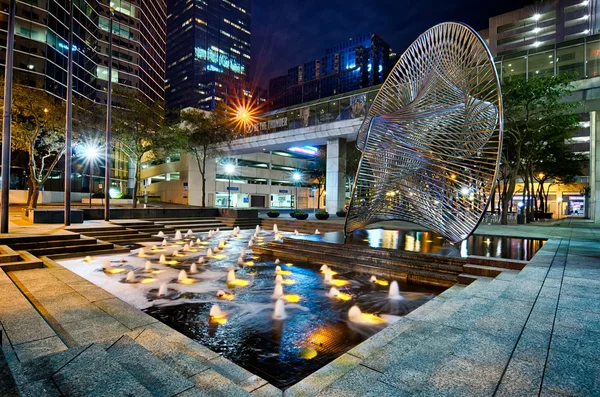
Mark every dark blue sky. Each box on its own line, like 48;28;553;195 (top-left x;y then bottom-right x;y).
250;0;531;87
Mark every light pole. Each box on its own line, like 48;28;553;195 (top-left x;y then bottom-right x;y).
293;172;301;211
83;145;100;208
1;0;16;233
225;164;235;208
105;6;114;222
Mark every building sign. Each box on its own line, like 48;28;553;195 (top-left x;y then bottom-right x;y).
250;117;287;133
279;189;288;193
288;146;319;156
227;186;239;191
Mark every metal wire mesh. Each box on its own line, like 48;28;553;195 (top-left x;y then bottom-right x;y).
345;22;503;244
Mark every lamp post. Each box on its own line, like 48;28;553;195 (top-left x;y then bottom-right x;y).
225;164;235;208
64;0;74;226
83;145;100;208
293;172;301;211
105;6;114;222
1;0;16;234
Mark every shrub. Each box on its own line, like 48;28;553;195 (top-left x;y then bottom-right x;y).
290;211;297;218
315;211;329;220
294;211;309;220
336;210;347;217
115;193;132;199
266;210;280;218
91;192;105;198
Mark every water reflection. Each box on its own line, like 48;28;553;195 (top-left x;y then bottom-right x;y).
320;229;545;260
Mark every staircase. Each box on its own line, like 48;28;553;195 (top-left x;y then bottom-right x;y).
67;224;164;245
252;237;523;288
260;218;343;234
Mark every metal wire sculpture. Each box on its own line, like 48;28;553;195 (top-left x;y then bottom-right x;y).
344;22;503;244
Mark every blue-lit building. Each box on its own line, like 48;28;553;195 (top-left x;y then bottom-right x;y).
268;33;394;109
166;0;252;110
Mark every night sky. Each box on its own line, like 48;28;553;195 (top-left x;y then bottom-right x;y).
250;0;534;88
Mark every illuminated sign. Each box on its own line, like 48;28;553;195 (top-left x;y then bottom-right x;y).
287;146;319;156
195;47;244;74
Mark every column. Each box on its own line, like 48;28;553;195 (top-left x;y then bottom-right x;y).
127;160;136;197
325;138;346;214
591;111;600;222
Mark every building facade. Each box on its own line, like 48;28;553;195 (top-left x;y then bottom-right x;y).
0;0;167;196
267;33;393;110
165;0;251;111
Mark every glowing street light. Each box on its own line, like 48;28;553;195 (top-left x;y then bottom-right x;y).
292;172;302;211
225;163;235;208
82;143;101;208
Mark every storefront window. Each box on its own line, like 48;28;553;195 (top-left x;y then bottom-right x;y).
586;39;600;78
527;50;554;79
502;56;526;79
557;44;584;78
215;192;250;208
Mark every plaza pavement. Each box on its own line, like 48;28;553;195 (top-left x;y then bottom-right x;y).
0;211;599;396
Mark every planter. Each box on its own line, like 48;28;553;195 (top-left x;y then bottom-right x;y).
336;210;347;217
266;211;280;218
315;211;329;220
82;198;133;205
290;211;298;218
294;212;309;220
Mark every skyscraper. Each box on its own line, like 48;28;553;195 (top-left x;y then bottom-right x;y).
165;0;251;111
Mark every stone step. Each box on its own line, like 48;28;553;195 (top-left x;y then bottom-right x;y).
153;218;225;225
8;237;100;250
27;242;116;257
106;236;163;245
0;251;44;271
463;264;503;278
106;336;194;396
52;344;152;397
0;234;81;245
79;229;140;237
46;247;131;260
0;246;20;264
66;226;126;233
94;232;155;241
0;332;19;397
457;273;495;285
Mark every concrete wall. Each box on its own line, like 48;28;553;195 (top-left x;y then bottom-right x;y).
4;191;88;205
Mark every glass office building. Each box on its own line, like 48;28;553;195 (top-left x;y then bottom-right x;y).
165;0;251;110
268;33;393;109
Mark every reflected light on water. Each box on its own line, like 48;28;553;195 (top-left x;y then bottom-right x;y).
140;278;156;284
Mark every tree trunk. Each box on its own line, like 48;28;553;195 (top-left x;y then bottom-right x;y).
28;184;40;208
501;169;517;225
201;153;207;208
132;161;141;209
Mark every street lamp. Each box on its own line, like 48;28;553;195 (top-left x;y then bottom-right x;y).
292;172;302;211
225;163;235;208
83;144;100;208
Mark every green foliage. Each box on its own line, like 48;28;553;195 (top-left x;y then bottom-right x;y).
266;210;280;218
115;193;132;199
91;191;105;198
315;211;329;220
293;211;309;220
289;210;297;218
336;210;347;217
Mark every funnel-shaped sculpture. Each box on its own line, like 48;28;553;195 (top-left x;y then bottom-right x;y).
345;22;503;244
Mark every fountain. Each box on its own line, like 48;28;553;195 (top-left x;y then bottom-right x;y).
275;274;283;284
320;264;329;272
275;265;282;273
138;248;146;257
102;259;112;271
173;250;179;257
178;270;188;283
151;245;158;250
157;231;165;237
227;269;236;283
206;248;213;258
348;306;362;322
84;256;92;263
370;275;377;283
209;304;227;323
348;305;386;325
208;230;214;238
294;230;299;236
216;228;220;233
315;229;320;235
389;281;402;300
159;254;167;264
161;239;167;247
240;248;246;257
273;299;286;320
126;271;136;283
248;240;254;247
256;225;261;233
272;283;284;299
158;283;168;297
175;230;183;240
273;224;278;233
237;256;245;266
187;229;194;236
183;244;190;251
328;287;340;298
275;259;280;265
189;241;194;248
218;239;226;249
190;263;198;274
324;268;333;284
196;238;202;244
198;257;205;264
145;261;152;272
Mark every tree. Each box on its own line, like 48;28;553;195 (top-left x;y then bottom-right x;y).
345;141;361;192
500;74;579;224
176;107;235;207
307;149;326;209
1;83;66;208
112;87;171;208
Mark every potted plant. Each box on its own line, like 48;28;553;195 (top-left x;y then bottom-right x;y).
290;211;297;218
294;211;309;220
336;210;347;217
267;210;280;218
315;211;329;220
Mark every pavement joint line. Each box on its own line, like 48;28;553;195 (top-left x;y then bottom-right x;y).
492;237;564;397
538;234;571;395
172;385;197;396
49;343;93;380
358;362;385;374
6;271;77;348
